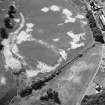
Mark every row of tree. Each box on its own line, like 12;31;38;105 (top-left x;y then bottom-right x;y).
86;10;105;43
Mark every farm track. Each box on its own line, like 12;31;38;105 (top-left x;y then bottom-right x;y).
77;44;104;105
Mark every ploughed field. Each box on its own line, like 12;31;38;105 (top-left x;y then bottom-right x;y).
15;0;94;69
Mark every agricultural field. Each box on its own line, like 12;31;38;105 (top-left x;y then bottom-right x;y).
0;0;105;105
